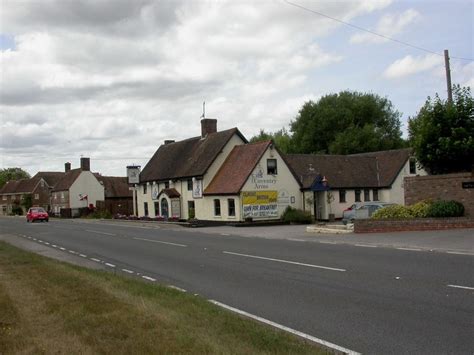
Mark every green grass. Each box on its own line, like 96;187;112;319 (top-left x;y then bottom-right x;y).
0;241;328;354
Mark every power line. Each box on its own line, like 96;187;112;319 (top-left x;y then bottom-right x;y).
283;0;474;62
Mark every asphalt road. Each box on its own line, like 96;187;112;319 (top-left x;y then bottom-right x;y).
1;218;473;354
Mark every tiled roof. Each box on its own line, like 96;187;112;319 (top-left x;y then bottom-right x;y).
0;178;41;194
52;169;82;192
95;176;132;198
204;140;271;195
285;148;412;189
0;180;21;194
158;188;181;199
33;172;65;188
140;128;247;183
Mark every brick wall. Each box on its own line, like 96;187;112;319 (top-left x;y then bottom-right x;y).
355;218;474;233
404;172;474;217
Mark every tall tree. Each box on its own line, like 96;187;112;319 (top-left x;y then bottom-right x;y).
249;128;293;154
290;91;405;154
408;85;474;174
0;168;31;188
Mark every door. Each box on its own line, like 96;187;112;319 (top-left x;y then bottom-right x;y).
161;198;169;218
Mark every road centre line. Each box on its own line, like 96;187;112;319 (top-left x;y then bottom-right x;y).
397;247;423;251
85;229;117;236
133;237;187;248
446;251;473;256
209;300;360;354
355;244;377;248
223;251;346;272
447;284;474;291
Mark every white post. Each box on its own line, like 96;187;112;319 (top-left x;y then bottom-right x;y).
133;185;137;216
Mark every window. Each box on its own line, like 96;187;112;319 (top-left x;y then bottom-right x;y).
355;189;361;202
267;159;277;175
409;158;416;174
188;201;195;219
61;192;64;199
187;179;193;191
228;199;235;217
143;184;147;194
373;189;379;201
154;201;160;216
364;189;370;201
2;195;6;201
144;202;149;216
165;181;170;189
34;194;39;200
339;190;346;203
214;199;221;216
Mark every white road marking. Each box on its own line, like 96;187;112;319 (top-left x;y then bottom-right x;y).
289;238;306;242
122;269;134;274
220;233;231;236
38;239;43;243
447;251;473;256
133;237;187;247
79;254;87;258
90;258;101;263
355;244;377;248
85;229;116;236
168;285;187;292
447;284;474;291
32;238;37;241
319;241;337;244
52;244;57;248
44;242;50;245
105;263;116;268
68;250;77;254
59;247;66;251
142;276;156;282
397;247;423;251
223;251;346;272
209;300;360;355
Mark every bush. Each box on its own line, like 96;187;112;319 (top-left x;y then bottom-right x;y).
426;200;464;217
11;205;23;216
281;206;312;224
88;210;113;219
408;200;431;218
372;205;413;219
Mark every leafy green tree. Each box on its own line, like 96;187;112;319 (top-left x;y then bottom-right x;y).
21;194;33;211
0;168;30;188
250;128;293;153
408;85;474;174
290;91;405;154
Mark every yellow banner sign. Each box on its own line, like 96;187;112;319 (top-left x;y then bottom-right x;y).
242;191;277;205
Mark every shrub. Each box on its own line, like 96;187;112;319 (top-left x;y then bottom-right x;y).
88;210;113;219
282;206;312;224
408;200;431;218
11;205;23;216
426;200;464;217
372;205;413;219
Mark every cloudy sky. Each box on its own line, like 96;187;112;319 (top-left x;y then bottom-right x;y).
1;0;473;176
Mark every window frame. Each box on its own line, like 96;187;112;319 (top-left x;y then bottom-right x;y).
228;198;236;217
187;179;193;191
373;189;379;201
213;199;221;217
355;189;361;202
364;189;370;202
409;158;417;174
267;159;278;175
339;189;346;203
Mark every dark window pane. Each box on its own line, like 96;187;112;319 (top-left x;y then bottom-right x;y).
214;199;221;216
355;190;361;202
364;189;370;201
228;199;235;216
339;190;346;203
267;159;277;175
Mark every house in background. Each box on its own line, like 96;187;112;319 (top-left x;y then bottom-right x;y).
137;118;247;219
95;175;133;215
51;158;105;217
285;148;426;220
203;140;302;221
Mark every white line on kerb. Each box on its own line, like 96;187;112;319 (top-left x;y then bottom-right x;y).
223;251;346;272
105;263;116;268
133;237;187;248
447;251;473;256
397;247;423;251
209;300;360;355
142;276;156;282
85;229;116;236
355;244;377;248
122;269;134;274
447;284;474;291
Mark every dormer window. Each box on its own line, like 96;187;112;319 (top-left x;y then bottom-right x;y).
267;159;277;175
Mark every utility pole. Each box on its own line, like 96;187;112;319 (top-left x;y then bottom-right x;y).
444;49;453;103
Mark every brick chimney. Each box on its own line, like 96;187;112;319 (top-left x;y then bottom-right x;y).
65;162;71;173
164;140;175;145
80;157;90;171
201;118;217;138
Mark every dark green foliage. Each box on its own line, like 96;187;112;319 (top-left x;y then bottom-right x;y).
281;206;312;224
0;168;30;188
21;194;33;210
11;205;23;216
290;91;405;154
426;200;464;217
249;128;293;154
409;85;474;174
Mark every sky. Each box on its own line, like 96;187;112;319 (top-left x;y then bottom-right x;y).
1;0;473;177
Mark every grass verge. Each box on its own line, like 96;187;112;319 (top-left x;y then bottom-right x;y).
0;241;328;354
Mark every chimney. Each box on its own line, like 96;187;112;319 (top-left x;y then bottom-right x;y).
201;118;217;138
164;140;175;145
80;157;90;171
65;162;71;173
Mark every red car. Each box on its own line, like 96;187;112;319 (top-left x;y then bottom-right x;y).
26;207;49;223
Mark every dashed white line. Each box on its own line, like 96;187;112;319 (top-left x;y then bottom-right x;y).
90;258;101;263
59;247;66;251
79;254;87;258
209;300;360;355
52;244;57;248
85;229;117;236
220;233;231;236
289;238;306;242
355;244;377;248
133;237;187;248
105;263;116;268
142;276;156;282
223;251;346;272
397;247;423;251
447;251;473;256
122;269;134;274
168;285;187;292
38;239;43;243
447;284;474;291
319;241;337;244
44;242;50;245
68;250;77;254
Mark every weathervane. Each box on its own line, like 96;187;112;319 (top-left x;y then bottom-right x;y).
200;101;205;119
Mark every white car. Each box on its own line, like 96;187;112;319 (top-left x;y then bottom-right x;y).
342;202;395;224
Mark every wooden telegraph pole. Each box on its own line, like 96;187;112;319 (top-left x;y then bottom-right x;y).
444;49;453;103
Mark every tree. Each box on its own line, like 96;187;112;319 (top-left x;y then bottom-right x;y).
290;91;405;154
0;168;30;188
408;85;474;174
21;194;33;211
249;128;293;154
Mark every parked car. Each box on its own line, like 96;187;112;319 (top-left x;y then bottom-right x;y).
26;207;49;223
342;202;395;224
